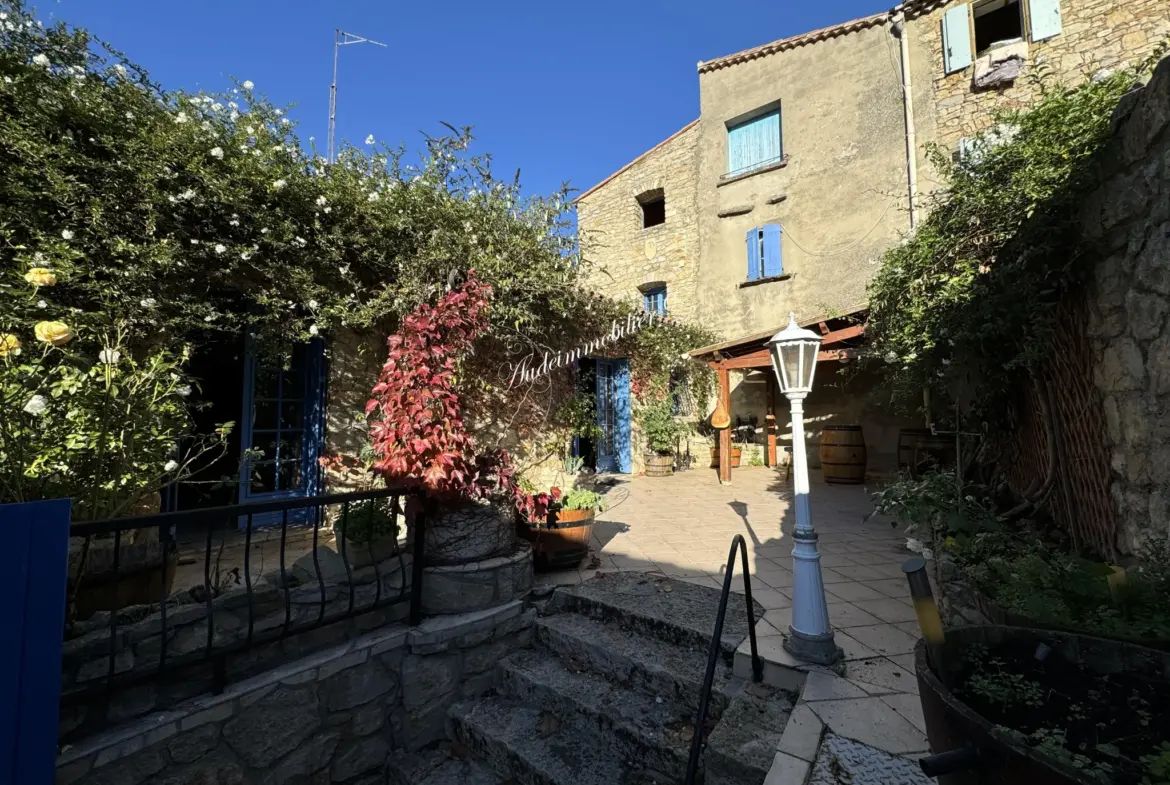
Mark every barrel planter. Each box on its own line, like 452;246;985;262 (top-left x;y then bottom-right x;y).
915;625;1170;785
972;587;1170;653
709;446;742;468
819;425;867;484
645;453;674;477
516;508;594;570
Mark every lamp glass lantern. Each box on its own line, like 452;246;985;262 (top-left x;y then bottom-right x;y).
768;314;822;395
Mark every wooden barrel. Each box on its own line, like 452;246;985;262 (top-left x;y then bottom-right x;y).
645;453;674;477
898;428;956;476
819;425;867;485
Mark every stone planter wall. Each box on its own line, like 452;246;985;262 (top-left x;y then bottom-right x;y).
421;544;533;615
57;601;534;785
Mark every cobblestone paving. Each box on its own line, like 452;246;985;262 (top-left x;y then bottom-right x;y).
807;732;932;785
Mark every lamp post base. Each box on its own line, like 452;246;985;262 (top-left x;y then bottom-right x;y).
784;629;844;666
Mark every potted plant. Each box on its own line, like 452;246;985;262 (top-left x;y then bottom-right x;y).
638;394;690;477
366;273;557;567
517;487;606;569
336;496;401;568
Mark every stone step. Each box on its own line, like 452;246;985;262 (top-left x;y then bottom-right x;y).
536;611;734;717
386;748;509;785
550;573;763;657
449;697;651;785
498;648;695;782
703;682;798;785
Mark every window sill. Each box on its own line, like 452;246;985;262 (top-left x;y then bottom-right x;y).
718;156;790;187
739;273;793;289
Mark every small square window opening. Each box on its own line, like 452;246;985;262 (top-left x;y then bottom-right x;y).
640;194;666;228
974;0;1023;53
642;285;667;315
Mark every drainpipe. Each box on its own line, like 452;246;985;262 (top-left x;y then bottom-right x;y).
892;11;919;231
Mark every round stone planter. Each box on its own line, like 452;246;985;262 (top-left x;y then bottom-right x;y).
420;542;533;615
423;499;515;566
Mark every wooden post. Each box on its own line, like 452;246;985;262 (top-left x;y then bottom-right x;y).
718;367;732;484
766;372;778;468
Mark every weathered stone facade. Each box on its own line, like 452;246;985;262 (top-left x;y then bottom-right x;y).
57;601;534;785
1082;55;1170;552
911;0;1170;153
576;121;701;322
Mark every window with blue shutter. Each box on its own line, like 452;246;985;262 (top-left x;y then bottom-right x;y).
643;286;667;315
745;225;784;281
942;5;973;73
727;109;782;176
761;224;783;278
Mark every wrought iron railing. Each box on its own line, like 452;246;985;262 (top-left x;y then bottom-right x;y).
683;534;763;785
61;487;425;718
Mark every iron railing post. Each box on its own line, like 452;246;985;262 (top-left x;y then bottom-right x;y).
409;498;426;626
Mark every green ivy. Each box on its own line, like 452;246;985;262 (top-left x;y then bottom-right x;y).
865;53;1165;416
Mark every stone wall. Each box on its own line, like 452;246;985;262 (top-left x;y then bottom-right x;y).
913;0;1170;154
57;601;534;785
323;329;386;493
1081;55;1170;553
576;121;701;323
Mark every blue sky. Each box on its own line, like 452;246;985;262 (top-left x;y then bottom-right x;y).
52;0;886;201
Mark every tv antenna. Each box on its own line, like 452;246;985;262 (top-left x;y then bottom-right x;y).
327;28;386;164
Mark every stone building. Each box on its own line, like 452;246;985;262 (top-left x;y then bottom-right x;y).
575;0;1169;484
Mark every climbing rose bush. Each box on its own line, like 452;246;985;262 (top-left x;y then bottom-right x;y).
366;273;557;518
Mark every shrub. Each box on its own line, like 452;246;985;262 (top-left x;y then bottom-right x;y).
559;488;606;513
637;393;691;455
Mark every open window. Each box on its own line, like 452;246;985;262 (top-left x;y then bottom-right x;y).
974;0;1023;53
638;189;665;228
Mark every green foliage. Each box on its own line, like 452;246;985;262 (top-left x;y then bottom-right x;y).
964;648;1046;709
337;497;399;544
864;60;1159;415
627;321;716;415
0;324;231;520
559;488;606;513
870;469;1000;541
636;383;692;455
953;531;1170;641
554;390;603;444
1141;742;1170;785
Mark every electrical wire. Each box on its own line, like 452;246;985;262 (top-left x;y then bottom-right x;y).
775;199;898;258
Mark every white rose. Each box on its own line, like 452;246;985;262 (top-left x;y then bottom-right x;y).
214;244;226;254
308;299;319;309
175;112;189;124
308;325;319;336
32;53;50;67
164;459;179;473
315;195;327;206
242;80;254;90
98;348;121;364
140;298;157;308
364;134;375;145
176;385;192;397
210;146;224;159
272;179;286;190
23;395;48;415
61;229;74;240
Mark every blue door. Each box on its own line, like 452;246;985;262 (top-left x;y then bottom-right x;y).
595;359;631;473
239;339;326;523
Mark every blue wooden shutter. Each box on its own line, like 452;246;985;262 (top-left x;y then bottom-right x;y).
1027;0;1062;41
761;224;783;278
728;110;782;173
746;227;761;280
942;5;973;74
728;123;749;173
614;360;632;473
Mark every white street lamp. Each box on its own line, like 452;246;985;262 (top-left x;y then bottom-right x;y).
768;313;843;665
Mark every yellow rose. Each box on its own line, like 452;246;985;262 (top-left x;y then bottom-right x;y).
0;333;21;357
24;267;58;287
34;320;74;346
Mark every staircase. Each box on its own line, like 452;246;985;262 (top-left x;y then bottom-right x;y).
390;572;799;785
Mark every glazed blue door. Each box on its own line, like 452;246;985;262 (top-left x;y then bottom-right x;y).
238;339;326;524
595;359;631;473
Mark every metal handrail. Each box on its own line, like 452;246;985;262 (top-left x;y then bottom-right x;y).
683;534;763;785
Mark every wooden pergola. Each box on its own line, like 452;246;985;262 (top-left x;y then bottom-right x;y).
688;312;866;484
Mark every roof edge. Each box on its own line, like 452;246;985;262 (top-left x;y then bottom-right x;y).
573;118;700;204
697;11;890;74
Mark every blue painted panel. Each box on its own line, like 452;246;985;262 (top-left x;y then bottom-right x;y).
642;286;667;315
746;227;762;281
1;498;70;785
613;360;632;474
1028;0;1062;41
595;360;616;472
762;224;783;278
942;4;973;73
